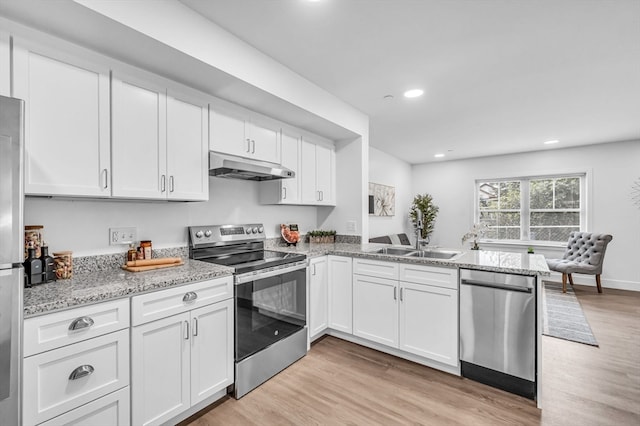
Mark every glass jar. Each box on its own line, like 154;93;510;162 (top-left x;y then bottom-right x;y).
140;240;152;260
24;225;44;259
53;251;73;280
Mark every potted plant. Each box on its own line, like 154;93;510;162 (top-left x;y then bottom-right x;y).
461;223;489;250
308;229;337;244
409;193;439;244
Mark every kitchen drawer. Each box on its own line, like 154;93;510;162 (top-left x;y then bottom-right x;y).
23;329;130;426
131;276;233;326
24;299;130;357
399;263;458;290
353;258;399;280
38;387;130;426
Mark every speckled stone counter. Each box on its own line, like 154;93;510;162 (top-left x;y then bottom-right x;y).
24;259;233;318
270;242;550;276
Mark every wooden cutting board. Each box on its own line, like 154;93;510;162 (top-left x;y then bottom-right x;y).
126;257;182;267
122;258;184;272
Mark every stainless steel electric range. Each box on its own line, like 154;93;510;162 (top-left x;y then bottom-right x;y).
188;224;308;399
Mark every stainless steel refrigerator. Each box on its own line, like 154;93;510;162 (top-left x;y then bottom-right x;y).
0;95;24;425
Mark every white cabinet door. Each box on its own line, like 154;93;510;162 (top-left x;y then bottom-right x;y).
209;108;247;158
315;143;334;205
190;299;234;406
13;44;111;197
248;121;280;163
353;274;398;347
0;31;10;96
166;94;208;201
309;256;328;340
111;76;166;199
131;312;190;426
399;282;459;366
328;256;353;334
300;139;318;204
279;132;300;203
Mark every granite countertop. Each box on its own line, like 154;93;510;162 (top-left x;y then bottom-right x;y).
23;259;234;318
270;242;550;276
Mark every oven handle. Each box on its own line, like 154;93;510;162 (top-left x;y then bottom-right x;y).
235;261;308;284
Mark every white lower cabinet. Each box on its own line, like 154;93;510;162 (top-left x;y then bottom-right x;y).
327;256;353;334
39;387;130;426
308;256;328;340
131;280;233;426
352;259;459;368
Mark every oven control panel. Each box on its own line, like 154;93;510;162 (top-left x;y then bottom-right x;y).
189;224;266;245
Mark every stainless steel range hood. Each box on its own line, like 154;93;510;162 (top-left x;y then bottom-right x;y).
209;152;294;181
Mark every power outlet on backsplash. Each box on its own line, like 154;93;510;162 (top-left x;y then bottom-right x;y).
109;227;137;245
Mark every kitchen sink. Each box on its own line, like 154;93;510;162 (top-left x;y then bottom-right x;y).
407;250;461;259
371;247;418;256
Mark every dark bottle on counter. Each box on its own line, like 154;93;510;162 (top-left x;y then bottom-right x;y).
23;246;43;287
40;245;57;283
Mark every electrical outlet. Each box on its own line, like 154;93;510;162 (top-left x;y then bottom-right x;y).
346;220;357;233
109;227;137;245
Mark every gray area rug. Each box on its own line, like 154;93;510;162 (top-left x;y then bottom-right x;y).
542;281;599;347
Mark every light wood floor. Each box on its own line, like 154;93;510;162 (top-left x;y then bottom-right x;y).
183;284;640;426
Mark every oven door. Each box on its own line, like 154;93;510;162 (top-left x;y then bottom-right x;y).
235;264;306;362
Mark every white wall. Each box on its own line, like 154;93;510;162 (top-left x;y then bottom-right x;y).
368;147;413;241
411;140;640;290
24;178;318;256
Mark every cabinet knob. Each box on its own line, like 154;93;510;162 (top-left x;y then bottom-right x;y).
68;316;95;331
68;365;94;380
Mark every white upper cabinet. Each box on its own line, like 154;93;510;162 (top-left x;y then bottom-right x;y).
112;72;208;201
301;137;335;206
166;92;209;201
13;41;111;197
0;31;9;96
111;75;166;199
260;131;301;205
210;106;280;164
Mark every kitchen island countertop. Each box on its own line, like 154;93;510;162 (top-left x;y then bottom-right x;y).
23;259;233;318
269;242;550;276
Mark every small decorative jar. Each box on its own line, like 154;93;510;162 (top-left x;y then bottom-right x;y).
24;225;44;259
53;251;73;279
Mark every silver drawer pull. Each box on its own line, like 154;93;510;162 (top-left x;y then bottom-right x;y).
69;365;94;380
183;291;198;302
69;316;95;331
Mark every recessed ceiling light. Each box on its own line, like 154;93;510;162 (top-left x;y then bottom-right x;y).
383;94;394;100
544;140;559;145
434;153;445;158
403;89;424;98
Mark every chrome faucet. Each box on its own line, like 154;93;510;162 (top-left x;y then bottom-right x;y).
415;209;423;249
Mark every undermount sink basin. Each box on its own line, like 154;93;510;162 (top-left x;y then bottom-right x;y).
370;246;461;260
372;247;417;256
407;250;461;260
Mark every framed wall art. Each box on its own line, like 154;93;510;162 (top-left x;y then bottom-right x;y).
369;182;395;216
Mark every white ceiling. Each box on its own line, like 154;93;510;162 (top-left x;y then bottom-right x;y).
180;0;640;164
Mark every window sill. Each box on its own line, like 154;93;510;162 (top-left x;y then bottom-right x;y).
479;240;566;249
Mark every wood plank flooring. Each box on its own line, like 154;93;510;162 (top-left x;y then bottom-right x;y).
182;284;640;426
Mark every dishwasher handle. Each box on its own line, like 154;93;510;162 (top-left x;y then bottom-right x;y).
460;278;533;293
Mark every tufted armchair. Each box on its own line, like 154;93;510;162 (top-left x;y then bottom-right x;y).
546;232;613;293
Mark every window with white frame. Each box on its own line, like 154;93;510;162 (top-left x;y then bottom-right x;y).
477;174;585;243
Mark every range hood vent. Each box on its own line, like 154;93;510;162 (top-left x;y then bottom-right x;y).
209;152;294;181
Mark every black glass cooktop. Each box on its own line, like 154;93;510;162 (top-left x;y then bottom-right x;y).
199;249;306;274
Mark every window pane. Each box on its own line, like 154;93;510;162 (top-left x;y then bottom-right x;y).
478;182;499;210
500;181;520;209
530;179;553;209
555;177;580;209
530;212;580;226
530;226;580;242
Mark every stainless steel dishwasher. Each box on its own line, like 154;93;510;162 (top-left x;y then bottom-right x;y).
459;268;536;399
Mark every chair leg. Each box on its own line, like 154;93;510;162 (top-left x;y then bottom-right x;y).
596;274;603;293
568;273;574;286
562;273;567;293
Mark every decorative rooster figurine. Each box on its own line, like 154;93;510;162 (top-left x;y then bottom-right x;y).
281;224;300;246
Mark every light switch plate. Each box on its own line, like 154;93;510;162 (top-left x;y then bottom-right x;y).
109;227;137;245
346;220;357;233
